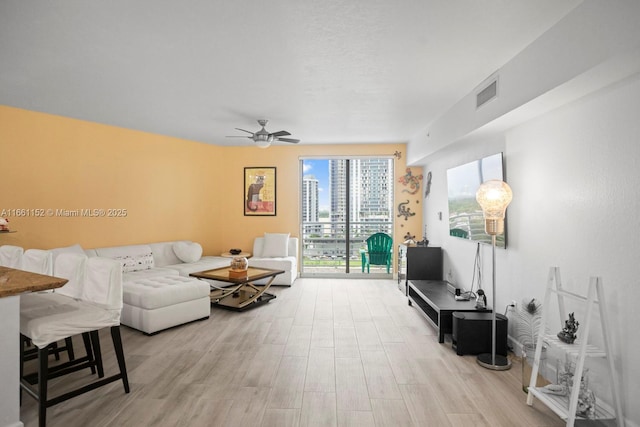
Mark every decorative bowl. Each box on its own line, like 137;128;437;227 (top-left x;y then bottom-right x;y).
229;248;242;255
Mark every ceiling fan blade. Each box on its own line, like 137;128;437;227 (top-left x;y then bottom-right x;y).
270;130;291;137
277;137;300;143
225;135;252;138
235;128;254;134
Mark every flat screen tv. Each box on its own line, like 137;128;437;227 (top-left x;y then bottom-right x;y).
446;152;506;248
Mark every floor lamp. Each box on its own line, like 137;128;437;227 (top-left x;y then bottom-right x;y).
476;179;513;371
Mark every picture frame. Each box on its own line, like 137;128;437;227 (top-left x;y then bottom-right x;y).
244;167;277;216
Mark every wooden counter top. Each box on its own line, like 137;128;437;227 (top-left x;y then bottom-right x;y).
0;266;68;298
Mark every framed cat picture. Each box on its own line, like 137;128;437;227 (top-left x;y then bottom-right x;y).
244;167;276;216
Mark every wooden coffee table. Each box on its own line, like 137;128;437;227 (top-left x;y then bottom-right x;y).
190;266;284;311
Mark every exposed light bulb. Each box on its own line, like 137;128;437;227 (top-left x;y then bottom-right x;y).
476;180;512;235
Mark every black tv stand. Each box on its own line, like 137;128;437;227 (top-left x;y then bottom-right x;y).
407;280;491;343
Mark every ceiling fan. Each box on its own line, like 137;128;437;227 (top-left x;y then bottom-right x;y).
227;119;300;148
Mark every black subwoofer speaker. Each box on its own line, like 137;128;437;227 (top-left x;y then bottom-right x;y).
452;312;508;356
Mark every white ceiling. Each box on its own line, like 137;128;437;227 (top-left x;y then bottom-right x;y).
0;0;581;147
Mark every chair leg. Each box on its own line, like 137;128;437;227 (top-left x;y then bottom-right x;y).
19;336;24;406
21;329;129;426
37;346;49;427
65;337;75;360
111;326;130;393
23;337;75;363
51;342;61;361
82;332;96;375
90;330;104;378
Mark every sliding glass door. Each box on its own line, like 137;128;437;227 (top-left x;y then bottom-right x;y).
300;156;394;277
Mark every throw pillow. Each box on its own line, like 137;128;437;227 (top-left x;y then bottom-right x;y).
173;241;203;263
115;253;154;273
262;233;290;258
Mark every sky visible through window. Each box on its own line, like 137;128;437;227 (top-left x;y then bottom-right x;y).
303;159;330;211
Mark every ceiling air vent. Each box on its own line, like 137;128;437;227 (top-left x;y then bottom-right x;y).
476;78;498;108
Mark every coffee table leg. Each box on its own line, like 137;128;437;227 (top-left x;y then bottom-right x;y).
235;275;277;309
209;282;244;302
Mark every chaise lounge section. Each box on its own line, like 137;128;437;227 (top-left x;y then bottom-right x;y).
85;241;230;334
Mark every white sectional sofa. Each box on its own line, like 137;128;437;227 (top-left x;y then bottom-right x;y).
84;241;230;334
42;237;298;334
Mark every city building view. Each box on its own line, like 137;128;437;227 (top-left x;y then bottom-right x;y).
301;158;394;276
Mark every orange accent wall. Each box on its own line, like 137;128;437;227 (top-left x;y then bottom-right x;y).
1;106;422;264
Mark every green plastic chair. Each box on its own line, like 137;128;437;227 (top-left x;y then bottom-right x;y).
361;232;393;273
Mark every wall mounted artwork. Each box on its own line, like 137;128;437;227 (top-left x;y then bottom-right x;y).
244;167;276;216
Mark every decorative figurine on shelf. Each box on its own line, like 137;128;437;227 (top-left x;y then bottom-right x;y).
475;289;487;309
416;225;429;246
553;356;597;419
576;379;597;419
557;312;579;344
0;218;9;231
416;237;429;246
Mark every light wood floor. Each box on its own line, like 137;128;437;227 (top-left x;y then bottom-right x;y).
19;278;564;427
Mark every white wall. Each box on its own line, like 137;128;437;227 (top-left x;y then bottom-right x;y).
408;2;640;425
423;73;640;426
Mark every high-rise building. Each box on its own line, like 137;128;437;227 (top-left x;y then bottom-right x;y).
302;175;322;235
329;158;393;233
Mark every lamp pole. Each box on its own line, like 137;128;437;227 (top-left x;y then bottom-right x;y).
476;180;512;371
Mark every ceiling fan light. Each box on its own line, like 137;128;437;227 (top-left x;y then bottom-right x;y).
256;139;271;148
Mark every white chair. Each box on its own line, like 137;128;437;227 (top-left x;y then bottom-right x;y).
21;248;53;275
21;249;76;362
0;244;23;268
20;253;129;427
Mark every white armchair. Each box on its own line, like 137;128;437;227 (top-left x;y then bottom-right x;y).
249;234;298;286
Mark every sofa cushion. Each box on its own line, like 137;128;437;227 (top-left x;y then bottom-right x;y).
249;257;296;271
94;244;155;273
123;276;210;310
163;256;230;277
148;241;187;267
122;267;179;283
262;233;290;257
173;241;203;263
120;252;154;273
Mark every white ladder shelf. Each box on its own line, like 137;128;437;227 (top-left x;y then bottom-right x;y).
526;267;624;427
